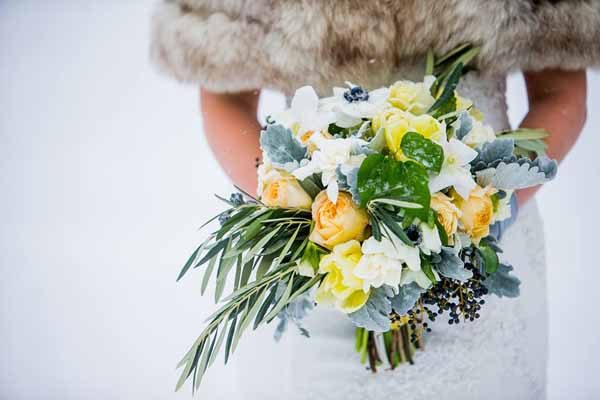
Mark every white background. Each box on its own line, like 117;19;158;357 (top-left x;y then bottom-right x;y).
1;1;599;399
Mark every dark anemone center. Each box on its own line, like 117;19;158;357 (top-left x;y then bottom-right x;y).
404;225;422;245
343;86;369;103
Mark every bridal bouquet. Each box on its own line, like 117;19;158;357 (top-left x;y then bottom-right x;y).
175;46;557;391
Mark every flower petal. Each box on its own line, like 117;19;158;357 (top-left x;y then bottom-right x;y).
291;86;319;118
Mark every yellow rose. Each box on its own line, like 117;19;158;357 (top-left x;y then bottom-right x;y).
388;77;436;115
430;192;461;243
309;191;369;249
453;186;497;243
373;109;445;160
261;175;312;209
315;240;369;313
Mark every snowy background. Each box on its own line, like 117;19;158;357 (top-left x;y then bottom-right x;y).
1;1;599;399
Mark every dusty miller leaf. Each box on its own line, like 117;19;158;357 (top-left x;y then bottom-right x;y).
389;282;425;315
337;166;360;204
476;157;557;190
434;248;473;282
348;287;392;332
274;291;314;341
260;124;307;169
454;111;473;140
483;263;521;298
472;139;515;170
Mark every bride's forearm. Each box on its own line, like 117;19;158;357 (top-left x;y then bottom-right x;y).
516;69;587;205
200;88;262;195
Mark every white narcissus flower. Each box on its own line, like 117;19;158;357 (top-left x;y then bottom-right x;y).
354;235;422;292
292;136;366;203
461;119;497;147
273;86;335;135
354;237;403;292
491;190;514;223
419;223;442;255
401;269;437;289
320;83;390;128
428;132;478;199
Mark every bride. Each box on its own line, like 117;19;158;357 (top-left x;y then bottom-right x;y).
150;1;594;398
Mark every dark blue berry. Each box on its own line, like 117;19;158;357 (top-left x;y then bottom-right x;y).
229;193;244;206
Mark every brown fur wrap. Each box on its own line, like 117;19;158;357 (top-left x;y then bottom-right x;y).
150;0;600;94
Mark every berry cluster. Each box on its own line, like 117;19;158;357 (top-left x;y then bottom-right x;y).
420;262;488;325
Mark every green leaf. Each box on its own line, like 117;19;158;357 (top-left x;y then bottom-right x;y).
433;216;449;246
253;284;279;329
298;174;323;199
239;260;254;288
241;226;281;265
242;211;273;242
224;313;238;364
497;128;549;141
478;243;499;274
256;254;275;279
194;239;229;268
232;290;267;352
400;131;444;173
207;316;229;367
271;224;302;270
177;244;202;282
368;198;423;209
357;154;430;219
428;62;463;118
296;242;327;277
215;239;236;302
265;275;295;322
421;259;437;283
425;48;434;76
374;207;413;246
200;257;217;295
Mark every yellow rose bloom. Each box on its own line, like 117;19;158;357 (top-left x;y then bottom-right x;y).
430;192;462;243
309;191;369;249
261;176;312;209
373;108;445;160
315;240;369;313
453;185;497;244
388;78;436;115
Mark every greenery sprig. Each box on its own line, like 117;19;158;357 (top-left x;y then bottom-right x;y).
175;196;321;392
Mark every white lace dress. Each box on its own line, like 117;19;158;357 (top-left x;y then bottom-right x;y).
198;73;548;400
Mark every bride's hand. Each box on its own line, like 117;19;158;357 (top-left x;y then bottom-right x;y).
517;69;587;206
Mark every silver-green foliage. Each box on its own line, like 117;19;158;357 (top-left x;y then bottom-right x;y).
348;286;393;332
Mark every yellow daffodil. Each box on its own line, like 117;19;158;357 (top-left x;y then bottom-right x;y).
315;240;369;313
